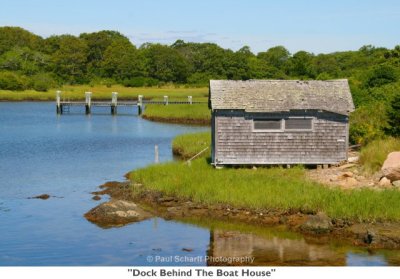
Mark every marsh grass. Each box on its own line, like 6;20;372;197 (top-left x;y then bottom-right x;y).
142;104;210;124
172;132;211;159
0;84;208;101
360;137;400;174
131;158;400;222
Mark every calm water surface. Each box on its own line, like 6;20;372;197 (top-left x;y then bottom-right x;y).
0;102;399;266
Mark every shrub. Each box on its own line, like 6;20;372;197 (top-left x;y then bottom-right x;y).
359;137;400;174
122;77;159;87
386;93;400;136
187;72;212;86
0;71;28;90
349;102;389;144
364;64;398;88
31;73;57;91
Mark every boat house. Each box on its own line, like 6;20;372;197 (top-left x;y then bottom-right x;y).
209;79;355;166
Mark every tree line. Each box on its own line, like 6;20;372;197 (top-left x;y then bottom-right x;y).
0;26;400;142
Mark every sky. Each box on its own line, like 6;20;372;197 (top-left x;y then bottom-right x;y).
0;0;399;54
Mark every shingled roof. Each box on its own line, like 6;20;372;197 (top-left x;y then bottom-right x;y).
209;79;355;115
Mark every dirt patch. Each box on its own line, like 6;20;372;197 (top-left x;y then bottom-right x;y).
307;150;399;191
87;180;400;250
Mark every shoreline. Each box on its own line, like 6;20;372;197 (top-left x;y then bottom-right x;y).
141;115;210;126
87;180;400;250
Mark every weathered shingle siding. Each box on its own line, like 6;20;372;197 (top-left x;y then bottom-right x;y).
213;110;348;165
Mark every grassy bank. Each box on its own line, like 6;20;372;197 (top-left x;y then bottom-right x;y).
142;104;210;125
360;137;400;174
172;132;211;159
130;132;400;222
0;84;208;101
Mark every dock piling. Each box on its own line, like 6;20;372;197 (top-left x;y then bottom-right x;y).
138;95;143;115
56;90;62;114
154;145;159;163
85;92;92;114
111;92;118;115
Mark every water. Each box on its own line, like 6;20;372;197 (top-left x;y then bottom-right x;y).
0;102;399;266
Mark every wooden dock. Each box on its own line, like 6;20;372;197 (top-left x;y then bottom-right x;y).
56;91;206;115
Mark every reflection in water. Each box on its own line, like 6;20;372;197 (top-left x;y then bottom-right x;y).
208;230;344;266
204;227;400;266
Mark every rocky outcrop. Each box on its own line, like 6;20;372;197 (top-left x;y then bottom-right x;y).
381;152;400;181
300;212;333;234
84;200;153;228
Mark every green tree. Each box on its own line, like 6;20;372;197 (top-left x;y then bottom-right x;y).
0;27;43;55
364;64;398;88
257;46;290;69
386;93;400;136
0;47;50;75
80;30;131;76
101;40;142;81
143;44;189;82
50;35;89;83
286;51;316;78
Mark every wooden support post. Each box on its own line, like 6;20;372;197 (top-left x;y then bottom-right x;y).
85;92;92;115
56;90;62;114
154;144;159;163
111;92;118;115
164;95;168;105
188;95;192;105
138;95;143;115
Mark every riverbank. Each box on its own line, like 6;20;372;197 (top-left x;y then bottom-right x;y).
88;180;400;250
142;104;210;126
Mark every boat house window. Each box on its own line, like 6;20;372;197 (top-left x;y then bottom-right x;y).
253;119;282;131
285;118;313;130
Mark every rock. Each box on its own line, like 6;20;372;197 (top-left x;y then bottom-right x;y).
348;156;359;163
92;195;101;201
379;177;392;187
29;194;50;200
381;152;400;181
300;212;333;233
84;200;152;228
341;171;353;178
348;223;400;249
157;197;175;203
392;180;400;187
